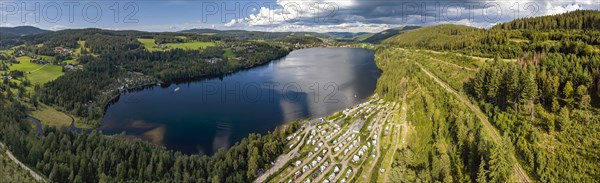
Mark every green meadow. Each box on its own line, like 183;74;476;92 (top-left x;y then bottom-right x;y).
138;38;216;51
9;56;64;85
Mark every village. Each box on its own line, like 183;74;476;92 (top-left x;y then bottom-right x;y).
256;95;404;183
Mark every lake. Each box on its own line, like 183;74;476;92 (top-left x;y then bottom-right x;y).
99;48;381;155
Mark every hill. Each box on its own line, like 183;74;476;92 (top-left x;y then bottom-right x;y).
493;10;600;30
358;26;421;43
179;29;330;40
382;24;483;50
323;32;370;39
0;26;51;36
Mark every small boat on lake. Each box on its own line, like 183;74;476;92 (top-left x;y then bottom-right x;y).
174;87;180;92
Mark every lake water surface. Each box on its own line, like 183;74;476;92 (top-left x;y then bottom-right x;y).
99;48;380;155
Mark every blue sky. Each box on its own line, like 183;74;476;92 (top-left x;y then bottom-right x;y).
1;0;599;32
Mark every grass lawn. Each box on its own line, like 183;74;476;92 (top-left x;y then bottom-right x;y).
223;48;236;58
29;103;73;127
29;103;94;129
37;55;54;60
75;40;87;55
63;59;75;64
27;65;63;85
137;38;159;51
10;56;64;85
0;49;13;54
165;41;215;50
12;57;41;71
138;38;216;51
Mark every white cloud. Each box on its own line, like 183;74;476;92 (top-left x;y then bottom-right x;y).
219;0;599;32
546;3;582;15
49;25;69;31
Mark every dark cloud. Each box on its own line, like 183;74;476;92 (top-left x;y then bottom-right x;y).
226;0;599;32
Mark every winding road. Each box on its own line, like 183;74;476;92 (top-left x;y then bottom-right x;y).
0;142;45;182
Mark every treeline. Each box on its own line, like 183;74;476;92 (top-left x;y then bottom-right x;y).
275;36;323;44
180;29;329;40
382;24;483;51
383;10;600;58
41;56;124;120
493;10;600;30
0;92;300;182
85;35;141;54
381;13;600;179
41;39;288;122
470;53;600;115
467;52;600;181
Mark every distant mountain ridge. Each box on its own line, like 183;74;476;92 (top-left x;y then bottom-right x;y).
0;26;51;36
358;26;421;43
179;29;331;40
1;25;420;44
323;32;370;39
180;26;420;43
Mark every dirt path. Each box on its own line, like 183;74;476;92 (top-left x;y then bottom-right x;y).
415;63;531;183
0;142;45;182
357;113;386;182
427;57;478;71
29;64;49;73
383;100;408;182
253;127;311;183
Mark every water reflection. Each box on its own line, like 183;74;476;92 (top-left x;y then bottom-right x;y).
100;48;380;155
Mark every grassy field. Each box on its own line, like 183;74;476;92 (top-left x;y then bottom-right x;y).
12;56;42;71
27;65;63;85
63;59;76;64
75;40;87;55
0;49;13;54
223;48;236;58
138;38;159;51
138;38;216;51
9;56;64;85
29;103;73;127
165;41;215;49
29;103;94;129
37;55;54;61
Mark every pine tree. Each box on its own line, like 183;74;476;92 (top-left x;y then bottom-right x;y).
563;81;574;108
488;134;514;183
246;147;259;179
477;157;489;183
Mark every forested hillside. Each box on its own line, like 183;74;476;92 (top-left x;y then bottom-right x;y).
0;29;290;124
381;10;600;182
359;26;420;43
384;10;600;58
493;10;600;30
382;24;483;50
0;9;599;183
0;29;298;182
0;95;299;182
0;26;50;36
375;49;504;182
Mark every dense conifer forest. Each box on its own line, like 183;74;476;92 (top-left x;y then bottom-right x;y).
0;9;598;182
379;10;600;182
